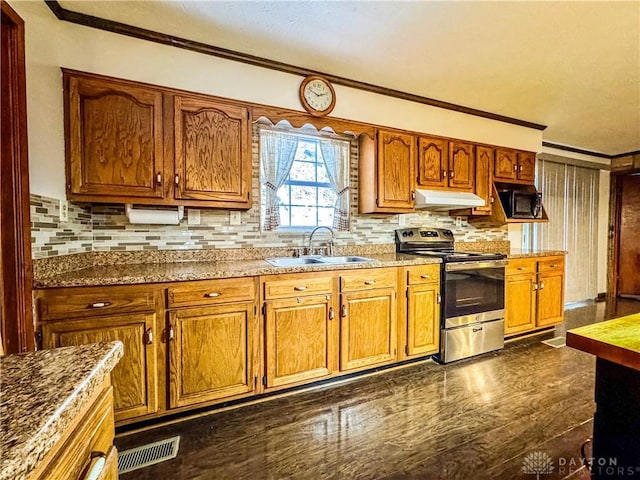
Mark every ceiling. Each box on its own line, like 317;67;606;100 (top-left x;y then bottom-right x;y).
58;1;640;156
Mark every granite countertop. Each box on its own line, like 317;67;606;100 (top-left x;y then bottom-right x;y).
34;253;441;288
566;314;640;371
508;248;567;259
0;342;124;480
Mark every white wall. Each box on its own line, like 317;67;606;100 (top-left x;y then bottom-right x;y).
11;0;543;201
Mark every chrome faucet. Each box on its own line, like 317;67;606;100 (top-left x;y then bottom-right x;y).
308;226;335;256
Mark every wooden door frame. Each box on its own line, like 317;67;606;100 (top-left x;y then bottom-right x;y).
607;170;640;299
1;1;35;354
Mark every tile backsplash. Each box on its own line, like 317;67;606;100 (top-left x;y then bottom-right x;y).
30;124;507;259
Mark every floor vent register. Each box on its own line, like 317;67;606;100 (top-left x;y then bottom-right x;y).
541;337;566;348
118;436;181;474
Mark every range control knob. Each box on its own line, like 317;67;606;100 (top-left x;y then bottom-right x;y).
408;231;414;237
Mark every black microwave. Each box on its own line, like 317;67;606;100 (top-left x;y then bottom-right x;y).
498;190;543;218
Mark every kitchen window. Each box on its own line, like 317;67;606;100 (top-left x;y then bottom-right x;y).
260;128;350;231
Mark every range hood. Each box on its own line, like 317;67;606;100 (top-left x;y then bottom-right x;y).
414;189;485;211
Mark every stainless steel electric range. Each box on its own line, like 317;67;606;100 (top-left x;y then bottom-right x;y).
395;227;507;363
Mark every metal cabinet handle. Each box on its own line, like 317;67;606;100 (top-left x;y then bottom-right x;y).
550;264;557;268
517;267;525;271
204;292;221;298
174;174;179;186
513;164;518;171
363;280;376;285
533;283;538;291
340;304;347;317
83;452;107;480
441;169;447;180
294;286;307;291
144;328;153;345
449;170;455;179
411;191;416;200
519;165;523;172
156;172;162;185
168;325;174;342
437;293;442;304
540;281;545;290
420;275;431;279
90;302;111;308
328;307;334;320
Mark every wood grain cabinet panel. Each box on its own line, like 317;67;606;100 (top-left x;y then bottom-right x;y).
265;295;336;388
377;130;416;210
64;72;165;200
406;283;440;357
517;151;536;183
505;273;537;335
168;302;256;408
448;141;475;191
41;312;158;422
536;271;564;327
472;145;494;214
494;148;518;181
417;136;448;188
173;95;251;207
340;288;397;371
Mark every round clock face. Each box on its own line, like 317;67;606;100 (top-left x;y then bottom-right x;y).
300;76;336;116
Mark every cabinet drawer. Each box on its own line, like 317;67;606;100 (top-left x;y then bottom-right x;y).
340;268;397;292
167;277;256;308
506;259;536;276
263;275;333;299
406;265;440;285
38;286;156;321
538;257;565;273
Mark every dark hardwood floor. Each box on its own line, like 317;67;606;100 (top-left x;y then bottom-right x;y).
116;299;639;480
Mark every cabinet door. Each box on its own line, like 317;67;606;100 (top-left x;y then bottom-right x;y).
448;141;475;191
407;283;440;357
265;295;335;388
494;148;517;181
65;73;165;199
41;313;158;421
376;130;416;210
169;302;256;408
505;273;537;335
473;146;494;214
536;271;564;327
174;95;251;207
517;151;536;183
417;136;448;188
340;288;397;371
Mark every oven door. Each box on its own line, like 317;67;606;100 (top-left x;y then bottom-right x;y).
444;260;506;328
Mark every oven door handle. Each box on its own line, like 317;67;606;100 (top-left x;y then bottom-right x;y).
445;259;508;271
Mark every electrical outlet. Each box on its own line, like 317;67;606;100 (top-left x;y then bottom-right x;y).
455;216;463;227
187;209;201;225
229;211;241;225
59;200;69;222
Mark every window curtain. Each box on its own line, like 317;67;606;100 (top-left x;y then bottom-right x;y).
320;139;350;230
527;160;599;303
260;131;298;230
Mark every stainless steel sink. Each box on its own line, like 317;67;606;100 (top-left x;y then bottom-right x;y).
265;255;375;267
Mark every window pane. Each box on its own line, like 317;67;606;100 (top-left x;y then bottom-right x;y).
276;185;290;204
289;161;316;181
278;205;290;227
291;206;316;226
317;163;330;183
318;207;334;226
290;185;316;206
317;187;336;207
297;141;316;160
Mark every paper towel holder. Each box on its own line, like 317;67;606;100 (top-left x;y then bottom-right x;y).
125;204;185;225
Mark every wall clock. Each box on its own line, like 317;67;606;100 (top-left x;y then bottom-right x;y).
299;75;336;117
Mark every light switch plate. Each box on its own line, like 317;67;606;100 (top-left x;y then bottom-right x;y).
59;200;68;222
229;211;241;225
187;209;201;225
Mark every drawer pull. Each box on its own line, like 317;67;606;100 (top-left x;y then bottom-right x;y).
83;452;107;480
204;292;221;298
549;264;557;268
420;275;431;279
144;328;153;345
363;280;376;285
517;267;525;271
294;286;307;291
89;302;111;309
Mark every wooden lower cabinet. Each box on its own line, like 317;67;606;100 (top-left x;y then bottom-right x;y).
41;312;158;422
168;302;257;408
264;294;336;388
340;288;397;370
406;283;440;356
505;272;537;335
536;269;565;326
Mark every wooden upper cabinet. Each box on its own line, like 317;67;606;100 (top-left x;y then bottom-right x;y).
448;141;475;191
417;136;448;188
494;148;517;181
377;130;416;210
173;95;251;207
494;147;536;184
473;146;494;214
64;71;165;200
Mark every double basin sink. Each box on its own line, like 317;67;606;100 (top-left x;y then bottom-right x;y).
265;255;376;268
